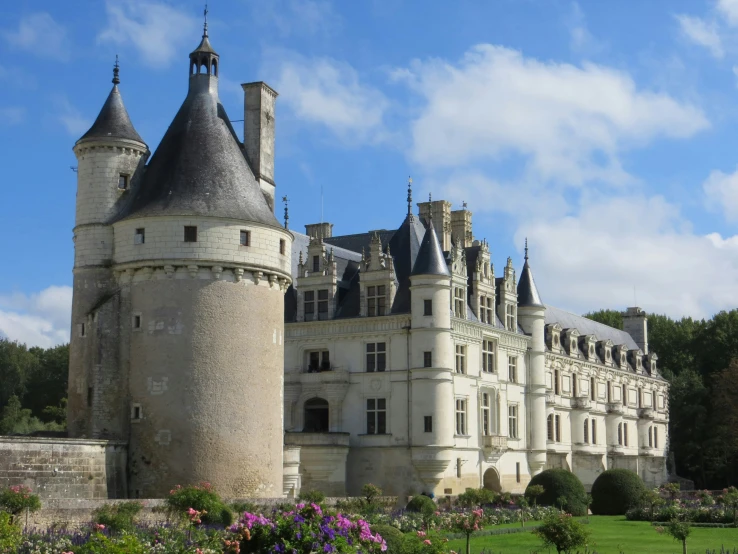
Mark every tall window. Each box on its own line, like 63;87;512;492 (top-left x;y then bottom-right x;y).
366;342;386;372
572;374;578;397
480;296;493;323
482;339;495;373
622;384;628;406
423;351;432;368
638;387;643;408
307;350;330;372
455;345;466;374
481;393;491;436
623;423;629;446
366;398;386;434
424;416;432;433
591;419;597;445
455;399;467;435
505;304;515;331
118;174;129;189
583;418;589;444
424;299;433;316
555;414;561;442
554;369;560;394
317;289;329;319
508;356;518;383
304;291;315;320
508;405;519;439
184;226;197;242
280;239;286;255
367;285;386;317
304;398;329;432
547;414;554;441
454;287;465;318
618;422;623;446
312;255;320;273
240;230;250;246
591;377;596;401
648;426;653;448
607;381;612;402
654;426;659;448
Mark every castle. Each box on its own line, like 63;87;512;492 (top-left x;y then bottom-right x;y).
65;25;669;500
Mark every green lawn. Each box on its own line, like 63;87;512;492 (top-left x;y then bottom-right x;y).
445;516;738;553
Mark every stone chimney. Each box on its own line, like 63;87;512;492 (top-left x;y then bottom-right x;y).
242;81;278;212
305;222;333;239
418;199;452;251
623;307;648;354
450;207;472;249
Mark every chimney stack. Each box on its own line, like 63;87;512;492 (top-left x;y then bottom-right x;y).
242;81;278;212
623;307;648;354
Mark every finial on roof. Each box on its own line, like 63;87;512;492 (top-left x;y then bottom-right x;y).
282;195;289;229
203;4;209;37
429;192;432;202
407;176;413;216
462;200;467;210
524;237;529;262
112;55;120;85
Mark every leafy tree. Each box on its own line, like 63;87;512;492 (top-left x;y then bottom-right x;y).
583;310;622;330
533;513;590;554
655;520;691;554
525;484;545;506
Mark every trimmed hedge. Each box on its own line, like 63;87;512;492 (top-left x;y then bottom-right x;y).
370;524;404;551
406;495;436;515
525;469;587;516
591;469;646;515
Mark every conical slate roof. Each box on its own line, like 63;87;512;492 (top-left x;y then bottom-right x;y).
117;70;279;226
412;220;450;276
388;213;427;312
517;247;543;307
77;85;144;144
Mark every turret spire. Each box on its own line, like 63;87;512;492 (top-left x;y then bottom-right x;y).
517;239;543;307
525;237;529;262
407;176;413;216
112;55;120;85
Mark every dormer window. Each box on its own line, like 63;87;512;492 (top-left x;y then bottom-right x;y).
505;303;515;331
479;295;493;323
367;285;386;317
571;340;577;356
454;287;465;318
312;255;320;273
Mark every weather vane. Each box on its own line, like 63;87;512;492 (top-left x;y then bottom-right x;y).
282;195;289;229
112;54;120;85
524;237;529;261
407;176;413;216
203;4;209;36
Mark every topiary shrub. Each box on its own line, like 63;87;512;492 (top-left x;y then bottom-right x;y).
525;469;587;516
406;494;436;515
590;469;646;515
370;524;404;552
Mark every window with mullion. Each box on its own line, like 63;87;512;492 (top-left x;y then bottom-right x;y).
508;405;518;439
508;355;517;383
455;398;467;435
482;339;495;373
455;345;466;374
318;289;329;319
367;285;386;317
366;398;387;434
481;393;491;436
454;287;465;318
480;296;493;323
366;342;387;372
304;291;315;320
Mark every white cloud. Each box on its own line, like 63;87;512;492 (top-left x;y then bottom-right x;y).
717;0;738;26
98;0;197;68
54;96;90;137
675;14;724;58
703;166;738;222
272;54;388;143
2;12;70;61
396;44;708;185
0;107;25;126
516;193;738;320
256;0;341;37
0;286;72;348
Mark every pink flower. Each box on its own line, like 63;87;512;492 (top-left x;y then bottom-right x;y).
424;539;432;545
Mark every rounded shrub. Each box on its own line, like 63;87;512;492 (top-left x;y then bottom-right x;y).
166;483;233;527
590;469;646;515
525;469;587;516
406;494;436;515
299;489;326;504
370;524;403;552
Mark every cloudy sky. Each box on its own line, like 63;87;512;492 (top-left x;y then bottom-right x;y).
1;0;737;347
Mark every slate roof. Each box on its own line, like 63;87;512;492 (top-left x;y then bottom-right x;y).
77;85;144;145
412;220;450;277
517;259;544;307
544;304;639;350
117;44;278;226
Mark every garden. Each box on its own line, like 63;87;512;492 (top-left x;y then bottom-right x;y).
2;471;738;553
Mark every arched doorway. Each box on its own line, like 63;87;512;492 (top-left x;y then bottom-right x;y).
303;397;329;432
483;467;502;493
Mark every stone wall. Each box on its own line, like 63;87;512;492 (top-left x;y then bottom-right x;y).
0;437;127;499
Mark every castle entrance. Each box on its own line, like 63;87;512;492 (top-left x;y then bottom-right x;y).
483;467;502;492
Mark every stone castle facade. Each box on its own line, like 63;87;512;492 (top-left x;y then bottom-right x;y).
65;26;669;500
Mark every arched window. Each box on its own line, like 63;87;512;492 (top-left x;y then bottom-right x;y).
190;62;196;75
212;59;218;76
547;414;554;441
303;398;329;432
583;418;589;444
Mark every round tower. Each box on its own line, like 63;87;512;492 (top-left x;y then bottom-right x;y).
408;218;455;494
516;241;547;475
111;24;292;497
68;60;148;438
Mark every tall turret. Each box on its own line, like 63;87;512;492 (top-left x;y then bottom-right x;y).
67;59;148;439
516;240;547;475
409;217;454;494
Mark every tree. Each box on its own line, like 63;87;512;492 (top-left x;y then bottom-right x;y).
526;484;545;507
449;509;484;554
583;310;622;330
656;520;691;554
534;513;590;554
640;488;665;522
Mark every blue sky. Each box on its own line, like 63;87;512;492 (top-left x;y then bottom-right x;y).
1;0;737;347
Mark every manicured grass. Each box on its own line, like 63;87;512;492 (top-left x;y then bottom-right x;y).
446;516;738;553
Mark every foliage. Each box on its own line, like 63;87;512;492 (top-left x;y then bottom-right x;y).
362;483;382;504
0;512;21;552
640;488;666;521
92;501;143;533
298;489;326;504
406;494;437;515
447;508;484;554
525;469;587;516
0;485;41;517
165;482;233;526
0;395;65;435
525;484;545;506
583;309;623;330
235;502;387;553
655;520;692;554
76;531;148;554
590;469;646;515
370;523;404;551
456;488;495;508
532;512;590;554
